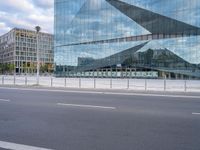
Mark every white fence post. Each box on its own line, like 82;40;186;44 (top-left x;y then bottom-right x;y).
79;78;81;88
14;75;16;85
164;79;166;91
64;77;67;87
145;78;147;91
127;79;130;89
2;76;4;85
184;80;187;92
94;78;96;89
110;78;112;89
36;76;40;85
25;76;27;86
51;77;53;87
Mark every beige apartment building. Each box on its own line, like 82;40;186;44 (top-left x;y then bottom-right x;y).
0;28;53;74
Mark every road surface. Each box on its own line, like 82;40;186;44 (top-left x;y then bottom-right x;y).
0;87;199;150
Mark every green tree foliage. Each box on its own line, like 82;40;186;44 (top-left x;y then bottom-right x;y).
0;63;15;74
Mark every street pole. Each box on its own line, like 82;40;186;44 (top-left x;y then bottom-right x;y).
35;26;41;85
2;47;4;74
3;45;8;74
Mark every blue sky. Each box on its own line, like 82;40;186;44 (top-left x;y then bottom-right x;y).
0;0;54;35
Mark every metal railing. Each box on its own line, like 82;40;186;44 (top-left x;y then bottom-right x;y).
0;75;200;92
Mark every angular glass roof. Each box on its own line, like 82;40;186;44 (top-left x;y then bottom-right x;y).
65;0;150;44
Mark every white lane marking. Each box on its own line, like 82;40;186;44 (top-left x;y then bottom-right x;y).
0;87;200;99
192;112;200;115
0;140;53;150
57;103;116;110
0;99;10;102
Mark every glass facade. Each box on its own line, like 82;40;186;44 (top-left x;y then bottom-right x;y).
54;0;200;79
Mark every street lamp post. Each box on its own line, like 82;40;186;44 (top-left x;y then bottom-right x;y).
2;44;8;74
2;48;4;74
35;26;41;85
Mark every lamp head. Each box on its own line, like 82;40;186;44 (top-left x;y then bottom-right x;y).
35;26;41;33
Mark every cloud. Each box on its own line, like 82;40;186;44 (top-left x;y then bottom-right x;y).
0;0;53;35
32;0;54;9
0;22;11;33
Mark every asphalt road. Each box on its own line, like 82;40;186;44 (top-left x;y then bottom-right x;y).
0;87;200;150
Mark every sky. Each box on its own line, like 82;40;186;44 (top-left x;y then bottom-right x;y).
0;0;200;64
0;0;54;35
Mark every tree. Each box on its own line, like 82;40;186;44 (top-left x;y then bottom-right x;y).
0;63;3;74
30;62;36;73
8;64;15;74
4;63;9;74
40;64;48;73
0;63;15;74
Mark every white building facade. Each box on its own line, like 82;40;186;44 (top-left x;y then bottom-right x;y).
0;28;54;74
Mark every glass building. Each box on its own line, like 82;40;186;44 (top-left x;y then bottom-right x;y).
54;0;200;79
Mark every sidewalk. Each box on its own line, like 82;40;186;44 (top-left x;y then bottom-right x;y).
1;84;200;98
